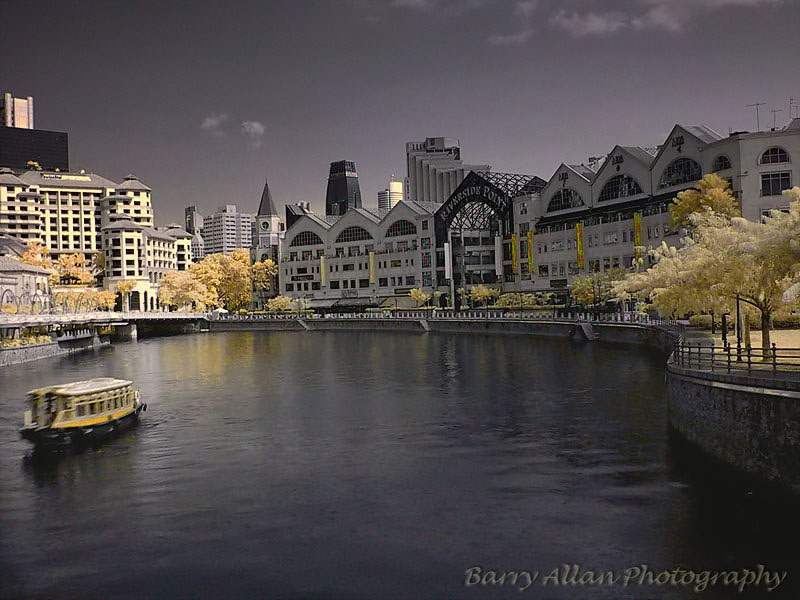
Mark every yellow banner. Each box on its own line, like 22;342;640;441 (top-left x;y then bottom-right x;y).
320;254;326;287
511;234;518;275
633;212;642;247
575;223;584;269
369;251;375;284
527;231;534;273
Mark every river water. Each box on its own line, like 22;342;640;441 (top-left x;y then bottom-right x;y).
0;331;798;599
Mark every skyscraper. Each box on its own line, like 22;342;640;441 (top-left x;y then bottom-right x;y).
203;205;254;255
405;137;489;204
1;92;34;128
377;178;403;211
325;160;361;216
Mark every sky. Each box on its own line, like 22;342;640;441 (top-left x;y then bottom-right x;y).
1;0;799;224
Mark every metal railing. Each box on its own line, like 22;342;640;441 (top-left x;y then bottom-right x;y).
672;341;800;375
210;310;684;336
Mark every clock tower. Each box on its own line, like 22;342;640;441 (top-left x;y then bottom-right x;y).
253;176;284;261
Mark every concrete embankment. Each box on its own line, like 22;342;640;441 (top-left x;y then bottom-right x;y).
667;362;800;494
209;318;677;351
0;334;111;367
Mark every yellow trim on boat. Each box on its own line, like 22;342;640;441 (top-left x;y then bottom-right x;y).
51;406;136;429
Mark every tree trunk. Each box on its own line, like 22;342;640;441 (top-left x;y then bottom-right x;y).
761;309;771;360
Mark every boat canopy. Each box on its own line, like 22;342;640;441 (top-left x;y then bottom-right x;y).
28;378;133;397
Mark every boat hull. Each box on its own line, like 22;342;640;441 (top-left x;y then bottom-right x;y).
20;404;145;449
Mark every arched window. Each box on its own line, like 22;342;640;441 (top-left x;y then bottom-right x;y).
335;226;372;243
547;188;584;212
760;147;790;164
385;219;417;237
289;231;323;247
598;175;643;202
659;157;702;188
712;155;732;172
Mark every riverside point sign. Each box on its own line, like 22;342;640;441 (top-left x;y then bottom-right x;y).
434;171;513;246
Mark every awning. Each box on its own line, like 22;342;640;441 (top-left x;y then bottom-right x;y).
379;296;420;309
308;298;340;308
334;297;380;307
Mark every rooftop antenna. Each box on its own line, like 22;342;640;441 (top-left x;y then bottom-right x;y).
770;108;783;130
746;102;765;131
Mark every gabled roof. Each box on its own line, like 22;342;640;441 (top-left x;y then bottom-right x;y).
143;226;175;242
786;118;800;131
683;125;723;144
0;234;26;257
257;177;279;216
101;219;143;232
620;146;658;166
567;164;596;182
116;174;151;191
475;170;546;198
163;225;192;239
0;255;51;274
0;167;25;186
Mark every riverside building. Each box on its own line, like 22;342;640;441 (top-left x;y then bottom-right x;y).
0;168;194;310
281;120;800;306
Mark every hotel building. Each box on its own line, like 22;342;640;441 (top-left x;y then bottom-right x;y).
0;168;194;310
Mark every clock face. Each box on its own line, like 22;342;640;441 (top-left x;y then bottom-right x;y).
261;221;269;231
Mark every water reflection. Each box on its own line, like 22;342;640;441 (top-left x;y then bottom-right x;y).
0;331;798;599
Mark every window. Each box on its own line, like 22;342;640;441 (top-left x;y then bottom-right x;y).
385;220;417;237
519;202;527;215
659;158;702;188
289;231;323;247
421;220;428;230
760;147;790;165
547;188;584;212
330;281;340;289
359;279;370;288
335;226;372;243
379;277;388;287
712;155;732;172
343;263;355;271
598;175;643;202
761;172;791;196
405;276;415;285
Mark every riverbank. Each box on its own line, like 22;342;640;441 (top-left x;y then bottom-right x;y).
0;334;111;367
209;317;679;352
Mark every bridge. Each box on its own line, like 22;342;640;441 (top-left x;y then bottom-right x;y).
0;311;209;340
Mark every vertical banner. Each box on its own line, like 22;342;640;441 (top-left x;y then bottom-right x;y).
369;251;375;284
494;235;503;277
575;222;584;269
527;230;534;274
633;212;642;247
511;233;519;275
444;242;453;280
320;254;326;287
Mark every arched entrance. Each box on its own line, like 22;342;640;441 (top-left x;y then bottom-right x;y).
434;171;545;307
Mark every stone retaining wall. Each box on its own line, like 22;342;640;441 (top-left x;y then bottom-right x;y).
667;362;800;494
0;335;111;367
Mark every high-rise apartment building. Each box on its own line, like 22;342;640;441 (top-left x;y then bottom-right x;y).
325;160;361;216
1;92;34;129
405;137;489;204
378;178;403;211
203;205;254;255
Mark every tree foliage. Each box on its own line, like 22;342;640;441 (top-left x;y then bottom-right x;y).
570;268;627;307
158;270;215;310
252;259;278;293
190;249;253;311
616;187;800;357
469;284;500;306
409;287;430;306
267;295;296;312
669;173;740;230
